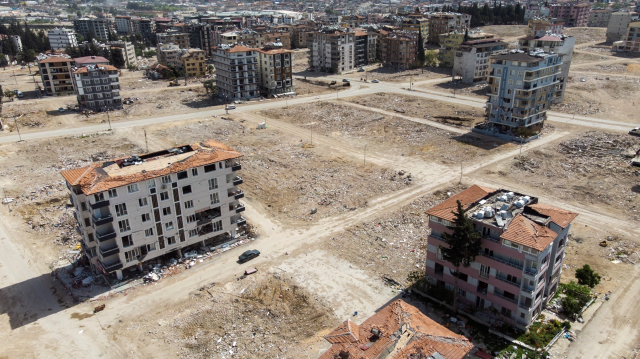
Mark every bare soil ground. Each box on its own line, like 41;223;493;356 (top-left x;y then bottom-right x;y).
293;49;310;73
343;66;450;83
552;73;640;121
571;51;610;64
294;78;351;96
420;81;488;99
478;25;528;39
571;62;640;74
564;27;607;45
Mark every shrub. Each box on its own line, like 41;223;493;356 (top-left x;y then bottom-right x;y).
575;264;601;288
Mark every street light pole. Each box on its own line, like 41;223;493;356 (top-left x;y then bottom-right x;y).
364;144;367;165
104;107;112;131
13;117;21;141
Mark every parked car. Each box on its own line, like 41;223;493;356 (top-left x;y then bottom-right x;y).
357;67;365;72
629;127;640;137
372;79;380;83
14;90;24;98
226;104;236;110
342;79;350;83
58;107;65;112
238;249;260;263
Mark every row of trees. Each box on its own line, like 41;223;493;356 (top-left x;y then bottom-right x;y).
0;22;51;62
441;2;526;27
64;44;126;68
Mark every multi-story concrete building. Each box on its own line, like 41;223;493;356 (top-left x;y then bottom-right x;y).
526;18;565;37
606;12;639;42
71;64;122;111
157;31;191;49
518;34;575;103
524;5;550;24
212;44;259;100
482;50;563;138
186;23;214;57
37;56;75;96
291;24;312;48
380;32;417;70
157;43;185;70
181;49;207;77
425;185;577;329
353;30;377;67
452;37;508;84
74;55;110;67
105;40;137;67
74;18;115;40
257;44;294;96
615;21;640;53
60;141;245;280
427;12;471;45
48;28;78;50
439;31;495;68
589;9;612;27
258;31;291;49
401;15;429;45
134;18;156;44
306;28;355;74
548;2;591;27
114;16;133;35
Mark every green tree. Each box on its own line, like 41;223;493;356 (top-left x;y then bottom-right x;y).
439;200;482;313
416;31;425;73
575;264;601;288
3;89;15;101
207;64;214;75
203;79;217;95
424;50;438;67
76;33;85;43
110;48;126;68
561;281;592;317
19;49;36;63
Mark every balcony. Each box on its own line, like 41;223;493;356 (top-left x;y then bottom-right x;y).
230;203;245;213
96;230;117;242
100;259;123;272
521;284;535;294
231;176;243;186
231;163;242;171
492;291;518;304
90;199;110;209
92;214;113;226
229;189;244;200
235;216;247;226
99;245;120;257
495;275;520;288
480;252;523;270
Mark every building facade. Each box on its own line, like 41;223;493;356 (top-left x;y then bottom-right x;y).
606;12;639;42
48;28;79;50
71;64;122;111
381;32;417;70
105;41;137;67
115;16;133;35
306;28;355;74
427;12;471;44
157;43;185;69
485;50;563;136
526;18;565;37
60;141;246;280
425;185;577;329
589;9;612;27
73;18;115;40
181;49;207;77
453;38;508;84
212;44;259;100
37;56;75;96
615;21;640;53
157;31;191;49
257;45;294;96
548;3;591;27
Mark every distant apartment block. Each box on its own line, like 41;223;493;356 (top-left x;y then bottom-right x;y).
453;37;507;84
307;28;355;74
71;64;122;111
157;31;191;49
425;185;577;329
257;44;294;96
483;50;563;138
181;48;207;77
186;23;214;57
614;21;640;53
439;31;496;68
354;30;377;67
526;18;565;36
401;15;429;45
589;9;612;27
133;18;156;44
60;141;245;280
157;43;185;69
427;12;471;44
524;5;550;24
115;16;133;35
74;18;115;40
37;56;75;96
105;40;137;67
291;24;312;48
48;28;78;50
212;44;259;100
606;12;639;42
548;3;591;27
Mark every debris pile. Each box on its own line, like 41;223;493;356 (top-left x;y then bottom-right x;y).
600;235;639;264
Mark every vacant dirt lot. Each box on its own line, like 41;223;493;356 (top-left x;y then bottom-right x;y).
478;25;528;39
344;66;450;83
565;27;607;45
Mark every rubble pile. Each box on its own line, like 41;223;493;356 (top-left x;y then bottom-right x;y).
564;27;606;44
156;274;334;359
553;74;640;116
361;67;449;83
324;185;467;286
600;235;639;264
558;131;639;174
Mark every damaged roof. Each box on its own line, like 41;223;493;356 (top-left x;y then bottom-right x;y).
501;214;557;251
60;140;242;195
527;203;578;229
425;185;494;222
318;300;473;359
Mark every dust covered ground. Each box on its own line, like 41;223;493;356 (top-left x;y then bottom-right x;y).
478;25;528;39
263;100;507;163
564;27;607;45
420;81;488;99
342;66;450;83
114;273;337;359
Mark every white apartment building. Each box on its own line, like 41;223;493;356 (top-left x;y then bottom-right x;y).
156;43;185;69
73;18;115;40
306;28;355;74
606;12;639;42
212;44;259;100
61;141;245;280
115;16;133;35
105;40;137;67
257;44;294;96
48;28;79;50
71;64;122;111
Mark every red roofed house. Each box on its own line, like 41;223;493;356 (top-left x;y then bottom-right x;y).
319;299;474;359
425;185;577;329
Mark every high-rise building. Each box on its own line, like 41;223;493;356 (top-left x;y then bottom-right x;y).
212;44;260;100
157;31;191;49
380;31;417;70
589;9;612;28
60;141;245;280
73;18;115;40
115;16;133;35
548;2;591;27
181;49;207;77
306;28;355;74
257;44;294;96
71;64;122;111
37;56;75;96
452;37;508;84
427;12;471;45
606;12;639;42
47;28;78;50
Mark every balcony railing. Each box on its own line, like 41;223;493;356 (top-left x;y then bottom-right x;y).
90;199;110;210
231;164;241;171
229;190;244;200
521;285;535;293
492;291;518;304
100;259;123;272
96;230;117;242
231;203;245;213
495;275;520;287
99;245;120;257
92;214;113;226
480;252;523;270
231;176;243;186
235;216;247;226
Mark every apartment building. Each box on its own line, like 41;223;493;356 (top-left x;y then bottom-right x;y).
589;9;612;27
401;15;429;45
291;24;312;48
483;50;563;138
306;28;355;74
257;44;294;96
319;300;473;359
606;12;639;42
439;31;495;68
60;141;245;280
37;56;75;96
452;37;508;84
181;49;207;77
526;18;565;37
71;64;122;111
425;185;577;329
524;5;550;24
47;28;78;50
74;18;115;40
258;31;291;49
427;12;471;45
548;3;591;27
133;18;156;44
105;40;137;67
115;16;133;35
380;32;417;70
518;34;575;103
212;44;259;100
157;43;185;69
74;55;110;67
186;23;214;57
615;21;640;53
354;30;377;67
157;31;191;49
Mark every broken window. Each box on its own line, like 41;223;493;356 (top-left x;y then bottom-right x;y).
165;222;174;231
210;192;220;205
94;192;105;202
122;235;133;247
182;185;192;194
167;236;176;245
186;214;196;223
204;164;216;173
145;228;154;237
139;197;148;207
118;219;131;232
115;203;128;217
108;189;118;198
177;171;188;180
124;247;140;262
213;220;223;232
189;229;198;238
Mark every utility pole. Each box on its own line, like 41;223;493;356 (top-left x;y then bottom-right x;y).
364;144;367;165
337;87;339;99
144;130;148;152
13;70;17;84
459;162;463;184
13;117;21;141
104;107;112;130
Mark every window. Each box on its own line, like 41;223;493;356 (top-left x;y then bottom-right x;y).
147;179;156;189
127;184;139;193
122;235;134;247
213;220;223;232
501;307;512;317
458;288;467;297
508;79;513;85
162;207;172;216
87;233;94;242
189;229;198;237
160;191;169;201
210;192;220;205
167;236;176;245
146;242;157;252
141;213;151;222
186;214;196;223
118;219;131;232
80;202;87;211
184;200;194;209
115;203;128;217
457;273;469;282
108;189;118;198
94;193;105;202
124;247;140;262
204;164;216;173
84;218;90;227
177;171;188;180
161;175;172;184
139;197;148;207
208;178;218;190
191;168;198;176
436;247;443;260
182;185;192;194
165;222;174;230
145;228;154;237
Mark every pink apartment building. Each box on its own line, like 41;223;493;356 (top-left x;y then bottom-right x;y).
548;2;591;27
424;185;578;329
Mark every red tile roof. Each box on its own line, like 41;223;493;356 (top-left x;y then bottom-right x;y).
319;300;473;359
426;185;494;222
38;56;73;64
501;214;557;251
527;203;578;229
74;56;110;64
73;65;118;74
